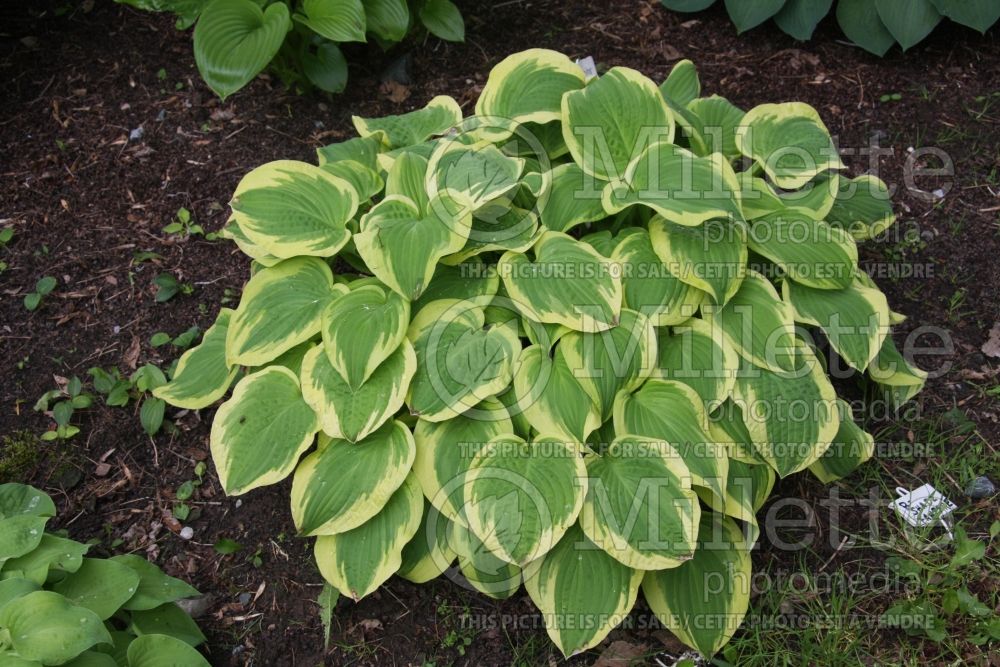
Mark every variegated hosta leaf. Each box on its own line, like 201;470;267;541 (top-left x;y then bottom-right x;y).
809;399;875;483
448;521;522;599
412;401;513;524
686;95;745;160
643;513;751;657
648;216;747;306
562;66;675;183
736;102;845;190
560;309;658;420
660;59;700;107
464;435;587;567
291;420;415;536
580;436;700;569
475;48;586;135
398;501;456;583
739;173;839;221
321;283;410;388
733;343;838;477
320;158;384;202
230;160;359;259
498;230;623;331
603;142;743;226
701;270;797;374
316;135;383;172
406;299;521;421
227;257;344;367
221;219;281;266
613;379;728;506
352;95;462;149
524;524;643;656
153;309;238;409
825;174;896;240
868;335;927;408
512;344;601;444
655;317;738;409
783;277;890;371
210;366;319;494
538;162;608;233
612;228;705;326
446;202;539;263
385;151;430;212
696;457;775;546
314;474;423;600
426;140;526;214
708;399;765;465
354;194;471;301
411;258;500;314
300;341;415;442
748;212;858;290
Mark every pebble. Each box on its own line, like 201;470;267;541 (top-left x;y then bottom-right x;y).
179;526;194;540
238;592;252;606
965;476;995;499
129;127;144;141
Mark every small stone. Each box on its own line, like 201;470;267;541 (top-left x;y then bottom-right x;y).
235;499;242;508
179;526;194;540
965;476;995;499
129;127;144;141
176;594;214;618
156;109;167;121
238;592;252;606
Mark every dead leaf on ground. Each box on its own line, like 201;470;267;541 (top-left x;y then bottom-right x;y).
592;640;649;667
124;334;140;369
982;322;1000;358
380;80;411;103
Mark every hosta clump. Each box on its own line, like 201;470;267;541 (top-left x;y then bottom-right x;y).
0;483;209;666
156;49;926;656
116;0;464;98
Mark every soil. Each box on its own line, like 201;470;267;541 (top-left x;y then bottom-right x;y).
2;1;999;666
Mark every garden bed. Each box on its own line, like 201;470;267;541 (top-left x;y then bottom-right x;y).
2;1;998;664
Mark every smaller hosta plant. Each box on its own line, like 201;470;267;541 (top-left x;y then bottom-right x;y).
160;49;925;657
0;483;209;666
116;0;465;99
660;0;1000;56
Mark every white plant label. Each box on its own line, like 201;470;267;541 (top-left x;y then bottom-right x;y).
889;484;957;532
576;56;598;80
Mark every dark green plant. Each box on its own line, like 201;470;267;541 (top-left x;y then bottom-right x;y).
117;0;465;98
0;483;210;665
659;0;1000;56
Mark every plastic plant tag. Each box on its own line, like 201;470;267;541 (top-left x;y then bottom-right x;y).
575;56;598;80
889;484;957;537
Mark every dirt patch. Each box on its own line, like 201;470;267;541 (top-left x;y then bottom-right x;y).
2;1;999;665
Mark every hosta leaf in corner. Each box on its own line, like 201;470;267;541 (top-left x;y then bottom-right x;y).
525;524;643;656
464;434;587;567
0;591;112;665
836;0;896;56
210;366;319;494
642;513;751;657
193;0;291;100
127;634;211;667
875;0;942;50
314;474;423;600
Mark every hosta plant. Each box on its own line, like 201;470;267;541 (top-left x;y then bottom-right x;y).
155;49;926;657
660;0;1000;56
116;0;465;98
0;483;209;666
